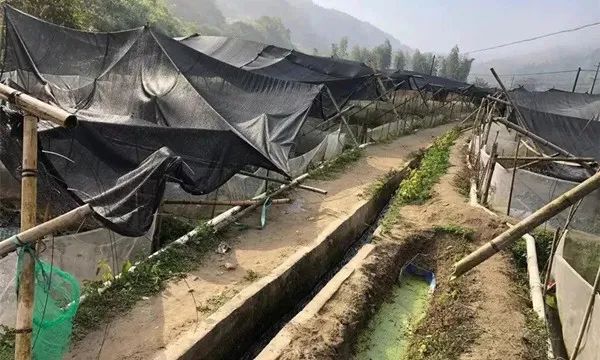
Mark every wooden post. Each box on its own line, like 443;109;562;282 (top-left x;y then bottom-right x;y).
15;115;38;360
572;67;582;93
507;137;521;215
452;168;600;279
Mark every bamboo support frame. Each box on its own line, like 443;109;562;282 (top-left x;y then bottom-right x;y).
496;156;595;163
325;87;359;147
452;168;600;279
0;204;93;258
480;142;498;205
0;83;77;128
162;198;291;206
14;115;38;359
507;137;521;216
238;170;327;195
493;116;597;175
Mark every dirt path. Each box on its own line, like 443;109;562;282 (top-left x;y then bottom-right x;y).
68;123;456;360
278;134;527;359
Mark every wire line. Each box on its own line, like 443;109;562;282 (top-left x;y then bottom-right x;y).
468;21;600;53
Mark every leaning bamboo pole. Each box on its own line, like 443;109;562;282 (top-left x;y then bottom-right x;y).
14;115;38;360
0;204;93;258
452;168;600;279
0;83;76;128
570;261;600;360
162;198;291;206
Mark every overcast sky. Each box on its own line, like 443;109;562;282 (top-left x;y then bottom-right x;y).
312;0;600;60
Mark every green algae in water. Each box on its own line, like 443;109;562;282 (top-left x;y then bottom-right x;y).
354;274;430;360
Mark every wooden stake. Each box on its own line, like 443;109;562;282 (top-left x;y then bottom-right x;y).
326;87;359;147
453;167;600;279
15;115;38;360
507;137;521;215
238;170;327;195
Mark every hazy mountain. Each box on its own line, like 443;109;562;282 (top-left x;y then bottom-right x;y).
169;0;411;54
470;46;600;93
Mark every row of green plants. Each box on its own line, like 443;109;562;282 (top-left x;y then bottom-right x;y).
380;129;460;232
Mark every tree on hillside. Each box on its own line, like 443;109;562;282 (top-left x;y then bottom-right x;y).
312;48;319;56
226;21;266;43
350;45;363;62
330;43;339;58
338;37;349;59
473;77;490;88
374;39;392;70
393;51;407;70
254;16;292;48
442;45;461;79
411;49;429;73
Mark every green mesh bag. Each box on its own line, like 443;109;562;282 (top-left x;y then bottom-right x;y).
17;250;80;360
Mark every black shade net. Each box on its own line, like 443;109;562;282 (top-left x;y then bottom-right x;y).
0;6;328;236
386;70;492;99
509;88;600;161
179;35;382;117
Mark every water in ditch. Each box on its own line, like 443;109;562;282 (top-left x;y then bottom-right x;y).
353;273;431;360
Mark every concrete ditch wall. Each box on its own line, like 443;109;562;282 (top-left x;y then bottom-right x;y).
152;156;423;360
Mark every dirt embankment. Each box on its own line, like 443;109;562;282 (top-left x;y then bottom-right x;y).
279;134;527;360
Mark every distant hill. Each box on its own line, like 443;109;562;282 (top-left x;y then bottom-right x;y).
470;46;600;93
168;0;411;54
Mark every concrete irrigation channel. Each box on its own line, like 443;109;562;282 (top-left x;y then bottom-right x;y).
154;153;428;360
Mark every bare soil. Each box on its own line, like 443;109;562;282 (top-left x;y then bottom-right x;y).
279;134;528;359
67;124;456;360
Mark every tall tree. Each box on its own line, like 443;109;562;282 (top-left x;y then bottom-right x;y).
254;16;292;48
350;45;363;62
411;49;429;73
424;53;438;75
393;51;407;70
338;36;349;59
330;43;339;58
442;45;461;79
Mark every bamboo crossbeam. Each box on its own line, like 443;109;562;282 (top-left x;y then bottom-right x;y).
493;116;597;175
238;170;328;195
0;83;77;128
162;199;291;206
496;156;595;163
452;168;600;279
486;95;510;106
0;204;93;258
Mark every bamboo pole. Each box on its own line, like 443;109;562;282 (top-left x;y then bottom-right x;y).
486;95;510;106
570;261;600;360
507;137;521;215
497;156;595;163
490;68;529;129
238;170;327;195
14;115;38;360
524;233;546;319
480;142;498;205
542;228;564;298
326;87;359;147
452;168;600;279
162;199;291;206
0;204;93;258
0;83;77;128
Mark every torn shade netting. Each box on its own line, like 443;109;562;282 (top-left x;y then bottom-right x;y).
0;6;326;236
509;88;600;161
178;35;382;117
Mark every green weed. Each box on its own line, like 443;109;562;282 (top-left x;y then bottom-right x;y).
433;224;475;241
73;224;219;340
381;129;460;232
309;147;363;180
